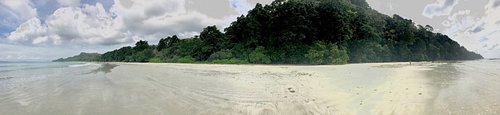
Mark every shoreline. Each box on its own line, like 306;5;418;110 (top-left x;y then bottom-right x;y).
81;59;474;67
2;60;499;114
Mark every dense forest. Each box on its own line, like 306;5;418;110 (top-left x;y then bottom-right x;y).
54;52;101;62
55;0;483;64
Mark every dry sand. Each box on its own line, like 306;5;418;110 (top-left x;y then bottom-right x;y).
1;60;500;115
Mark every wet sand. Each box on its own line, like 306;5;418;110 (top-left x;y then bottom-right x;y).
1;60;500;114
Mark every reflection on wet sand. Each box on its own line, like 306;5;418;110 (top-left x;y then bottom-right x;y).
0;61;499;114
86;63;118;74
427;61;500;114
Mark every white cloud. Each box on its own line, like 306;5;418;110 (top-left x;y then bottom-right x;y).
110;0;231;39
0;0;38;29
441;0;500;58
2;0;260;60
46;3;132;45
7;3;134;46
229;0;252;14
7;18;47;44
6;0;238;47
57;0;80;7
0;0;37;19
423;0;459;18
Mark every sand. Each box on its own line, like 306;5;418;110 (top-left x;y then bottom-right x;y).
1;60;500;115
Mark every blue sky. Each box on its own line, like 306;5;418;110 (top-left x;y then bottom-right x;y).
0;0;499;61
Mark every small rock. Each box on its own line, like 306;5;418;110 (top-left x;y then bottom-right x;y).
288;88;296;93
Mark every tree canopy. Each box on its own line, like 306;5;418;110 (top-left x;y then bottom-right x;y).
56;0;483;64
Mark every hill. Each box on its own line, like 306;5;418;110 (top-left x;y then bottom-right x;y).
53;52;101;62
58;0;483;64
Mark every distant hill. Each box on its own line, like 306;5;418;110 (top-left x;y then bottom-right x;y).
53;52;101;62
57;0;483;64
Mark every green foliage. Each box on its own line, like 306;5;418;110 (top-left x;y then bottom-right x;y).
248;46;271;64
306;42;349;65
208;49;234;61
350;0;370;9
59;0;483;64
134;40;149;51
157;35;179;51
199;26;229;60
148;58;162;63
128;48;154;62
211;58;249;64
175;56;196;63
53;52;101;62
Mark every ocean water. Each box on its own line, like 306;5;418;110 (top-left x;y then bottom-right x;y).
0;62;103;85
0;62;110;114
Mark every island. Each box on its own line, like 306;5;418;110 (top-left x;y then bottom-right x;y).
54;0;483;64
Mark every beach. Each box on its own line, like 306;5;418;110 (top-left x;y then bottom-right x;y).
1;60;500;114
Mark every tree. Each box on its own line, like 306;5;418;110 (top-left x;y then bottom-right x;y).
62;0;483;64
306;42;349;65
134;40;149;51
350;0;370;9
199;26;229;59
249;46;271;64
208;49;234;61
157;35;179;51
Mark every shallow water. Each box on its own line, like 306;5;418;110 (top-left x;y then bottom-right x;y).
0;60;499;114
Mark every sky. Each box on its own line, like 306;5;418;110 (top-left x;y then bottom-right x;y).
0;0;499;61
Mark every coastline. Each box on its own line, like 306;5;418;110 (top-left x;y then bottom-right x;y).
2;60;499;114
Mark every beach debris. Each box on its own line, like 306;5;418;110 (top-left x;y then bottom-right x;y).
419;93;422;95
288;88;296;93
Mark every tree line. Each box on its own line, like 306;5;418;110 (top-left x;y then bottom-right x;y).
55;0;483;64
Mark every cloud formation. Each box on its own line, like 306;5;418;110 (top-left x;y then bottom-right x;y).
229;0;252;14
5;0;240;46
0;0;37;31
440;0;500;57
423;0;458;18
1;0;271;60
57;0;80;7
7;3;133;45
493;0;500;8
111;0;231;39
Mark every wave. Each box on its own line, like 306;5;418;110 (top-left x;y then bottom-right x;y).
68;63;99;68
